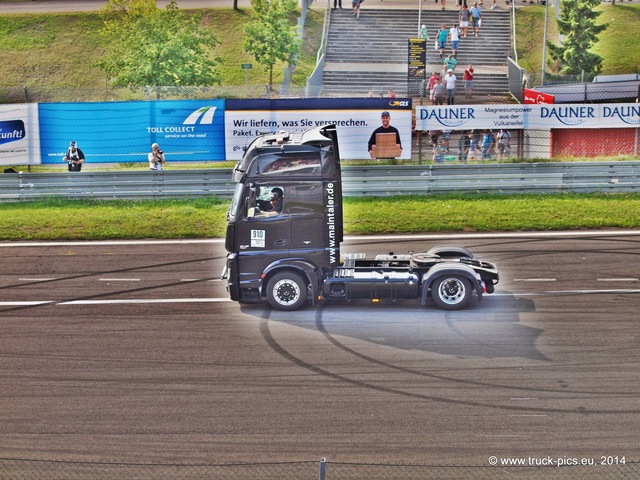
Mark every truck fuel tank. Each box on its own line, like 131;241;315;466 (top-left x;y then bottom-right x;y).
323;270;420;301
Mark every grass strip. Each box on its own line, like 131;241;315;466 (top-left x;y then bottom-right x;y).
1;193;639;241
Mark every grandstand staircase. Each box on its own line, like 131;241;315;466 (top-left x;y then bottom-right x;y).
321;7;511;100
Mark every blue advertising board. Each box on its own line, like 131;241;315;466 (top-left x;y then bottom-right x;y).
39;100;226;164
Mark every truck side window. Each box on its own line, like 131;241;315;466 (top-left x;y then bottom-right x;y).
250;186;284;217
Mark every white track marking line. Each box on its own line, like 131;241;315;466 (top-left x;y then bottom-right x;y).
60;298;231;305
2;230;640;248
0;298;231;306
2;288;639;307
513;278;556;282
0;301;55;306
597;278;639;282
98;278;141;282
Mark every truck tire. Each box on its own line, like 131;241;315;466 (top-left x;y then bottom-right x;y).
266;271;308;311
431;275;472;310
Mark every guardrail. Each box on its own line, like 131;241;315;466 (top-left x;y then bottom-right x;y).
1;162;639;202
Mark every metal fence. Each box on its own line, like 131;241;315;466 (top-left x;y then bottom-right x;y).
2;162;640;202
0;457;638;479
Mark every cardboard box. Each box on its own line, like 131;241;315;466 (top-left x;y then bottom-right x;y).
372;133;402;158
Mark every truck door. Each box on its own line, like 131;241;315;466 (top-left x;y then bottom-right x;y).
234;184;291;276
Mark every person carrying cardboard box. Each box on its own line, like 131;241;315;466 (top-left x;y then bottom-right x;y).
367;111;403;158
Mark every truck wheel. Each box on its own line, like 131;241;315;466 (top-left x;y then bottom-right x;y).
266;271;307;311
431;275;472;310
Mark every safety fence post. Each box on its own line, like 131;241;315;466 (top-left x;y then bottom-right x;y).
318;457;327;480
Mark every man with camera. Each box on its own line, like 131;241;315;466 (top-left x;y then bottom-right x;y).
148;143;167;171
63;141;85;172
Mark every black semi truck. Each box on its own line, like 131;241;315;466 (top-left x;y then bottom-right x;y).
222;125;499;311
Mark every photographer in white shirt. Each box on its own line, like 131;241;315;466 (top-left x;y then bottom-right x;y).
148;143;166;171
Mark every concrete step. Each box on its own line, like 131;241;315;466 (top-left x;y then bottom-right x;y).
322;8;513;99
321;70;509;98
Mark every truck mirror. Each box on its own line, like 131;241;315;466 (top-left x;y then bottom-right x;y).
247;207;256;218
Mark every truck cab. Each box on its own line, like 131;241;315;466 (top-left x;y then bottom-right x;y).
223;124;499;311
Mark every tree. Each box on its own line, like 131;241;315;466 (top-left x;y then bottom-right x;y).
243;0;300;91
97;0;220;87
547;0;607;77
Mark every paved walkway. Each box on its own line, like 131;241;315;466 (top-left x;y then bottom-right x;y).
9;0;624;14
0;0;253;14
0;0;518;13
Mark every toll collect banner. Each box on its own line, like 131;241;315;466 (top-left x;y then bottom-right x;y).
225;98;413;161
415;103;640;130
39;100;225;164
0;104;40;166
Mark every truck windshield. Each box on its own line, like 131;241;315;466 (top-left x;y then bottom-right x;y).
227;183;245;223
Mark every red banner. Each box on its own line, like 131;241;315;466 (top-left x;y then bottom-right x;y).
524;88;555;104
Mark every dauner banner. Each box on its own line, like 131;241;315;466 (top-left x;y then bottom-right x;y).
416;103;640;130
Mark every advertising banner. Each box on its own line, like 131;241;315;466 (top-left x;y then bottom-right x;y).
225;98;413;161
523;88;555;105
408;38;427;79
0;104;40;166
416;103;640;131
39;100;225;164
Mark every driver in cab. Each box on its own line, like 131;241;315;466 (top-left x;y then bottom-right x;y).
254;187;284;216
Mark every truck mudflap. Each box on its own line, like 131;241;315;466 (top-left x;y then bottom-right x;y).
420;262;484;308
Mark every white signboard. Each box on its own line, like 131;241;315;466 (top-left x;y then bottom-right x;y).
225;99;413;161
0;104;40;166
416;103;640;131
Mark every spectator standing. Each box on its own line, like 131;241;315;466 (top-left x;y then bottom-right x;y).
63;141;85;172
470;129;481;158
449;24;461;57
352;0;362;19
470;2;481;37
458;131;471;162
481;130;495;160
429;129;443;148
496;129;512;159
437;24;448;59
463;64;474;98
148;143;167;171
459;6;470;38
433;140;446;163
442;129;452;151
427;71;439;101
443;54;457;77
444;69;457;105
432;78;445;105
